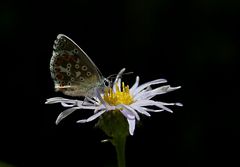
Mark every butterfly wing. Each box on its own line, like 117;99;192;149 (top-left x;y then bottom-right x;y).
50;34;104;96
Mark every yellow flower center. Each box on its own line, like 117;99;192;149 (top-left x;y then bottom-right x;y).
103;82;134;106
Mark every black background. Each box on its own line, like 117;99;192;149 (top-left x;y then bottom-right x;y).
1;0;239;167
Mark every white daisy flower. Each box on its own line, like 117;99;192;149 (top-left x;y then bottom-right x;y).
45;68;182;135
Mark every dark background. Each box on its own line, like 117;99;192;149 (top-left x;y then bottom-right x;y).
1;0;239;167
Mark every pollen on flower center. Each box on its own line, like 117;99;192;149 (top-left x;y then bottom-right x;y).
103;82;134;106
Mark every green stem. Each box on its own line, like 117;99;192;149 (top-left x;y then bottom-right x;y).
96;111;128;167
113;137;126;167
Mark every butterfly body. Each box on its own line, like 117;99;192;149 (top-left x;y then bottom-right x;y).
50;34;105;97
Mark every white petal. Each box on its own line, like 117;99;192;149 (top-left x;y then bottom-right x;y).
175;102;183;106
158;101;183;106
132;86;152;99
55;107;80;125
45;97;83;104
61;101;77;107
117;78;122;91
83;96;99;105
76;110;106;123
127;118;136;135
133;100;174;113
133;79;167;96
93;105;106;114
112;68;126;93
151;85;181;93
94;87;110;110
113;78;122;93
130;76;139;94
120;110;135;120
141;107;164;112
45;97;68;102
80;105;100;110
114;68;126;85
131;105;151;117
148;85;181;99
118;104;140;120
134;85;181;100
65;102;99;110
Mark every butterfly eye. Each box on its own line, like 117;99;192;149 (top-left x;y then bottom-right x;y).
67;82;71;86
81;65;88;71
104;78;111;87
67;72;71;76
71;77;75;81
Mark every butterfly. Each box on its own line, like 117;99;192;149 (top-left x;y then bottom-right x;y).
50;34;108;98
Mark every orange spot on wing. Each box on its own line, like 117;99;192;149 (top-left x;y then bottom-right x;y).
62;54;71;61
56;74;64;80
55;59;63;66
70;56;78;62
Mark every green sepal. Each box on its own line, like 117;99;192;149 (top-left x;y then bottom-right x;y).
95;110;129;139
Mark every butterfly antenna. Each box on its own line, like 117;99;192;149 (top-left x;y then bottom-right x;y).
114;68;134;83
107;69;134;81
123;71;134;76
106;74;117;80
